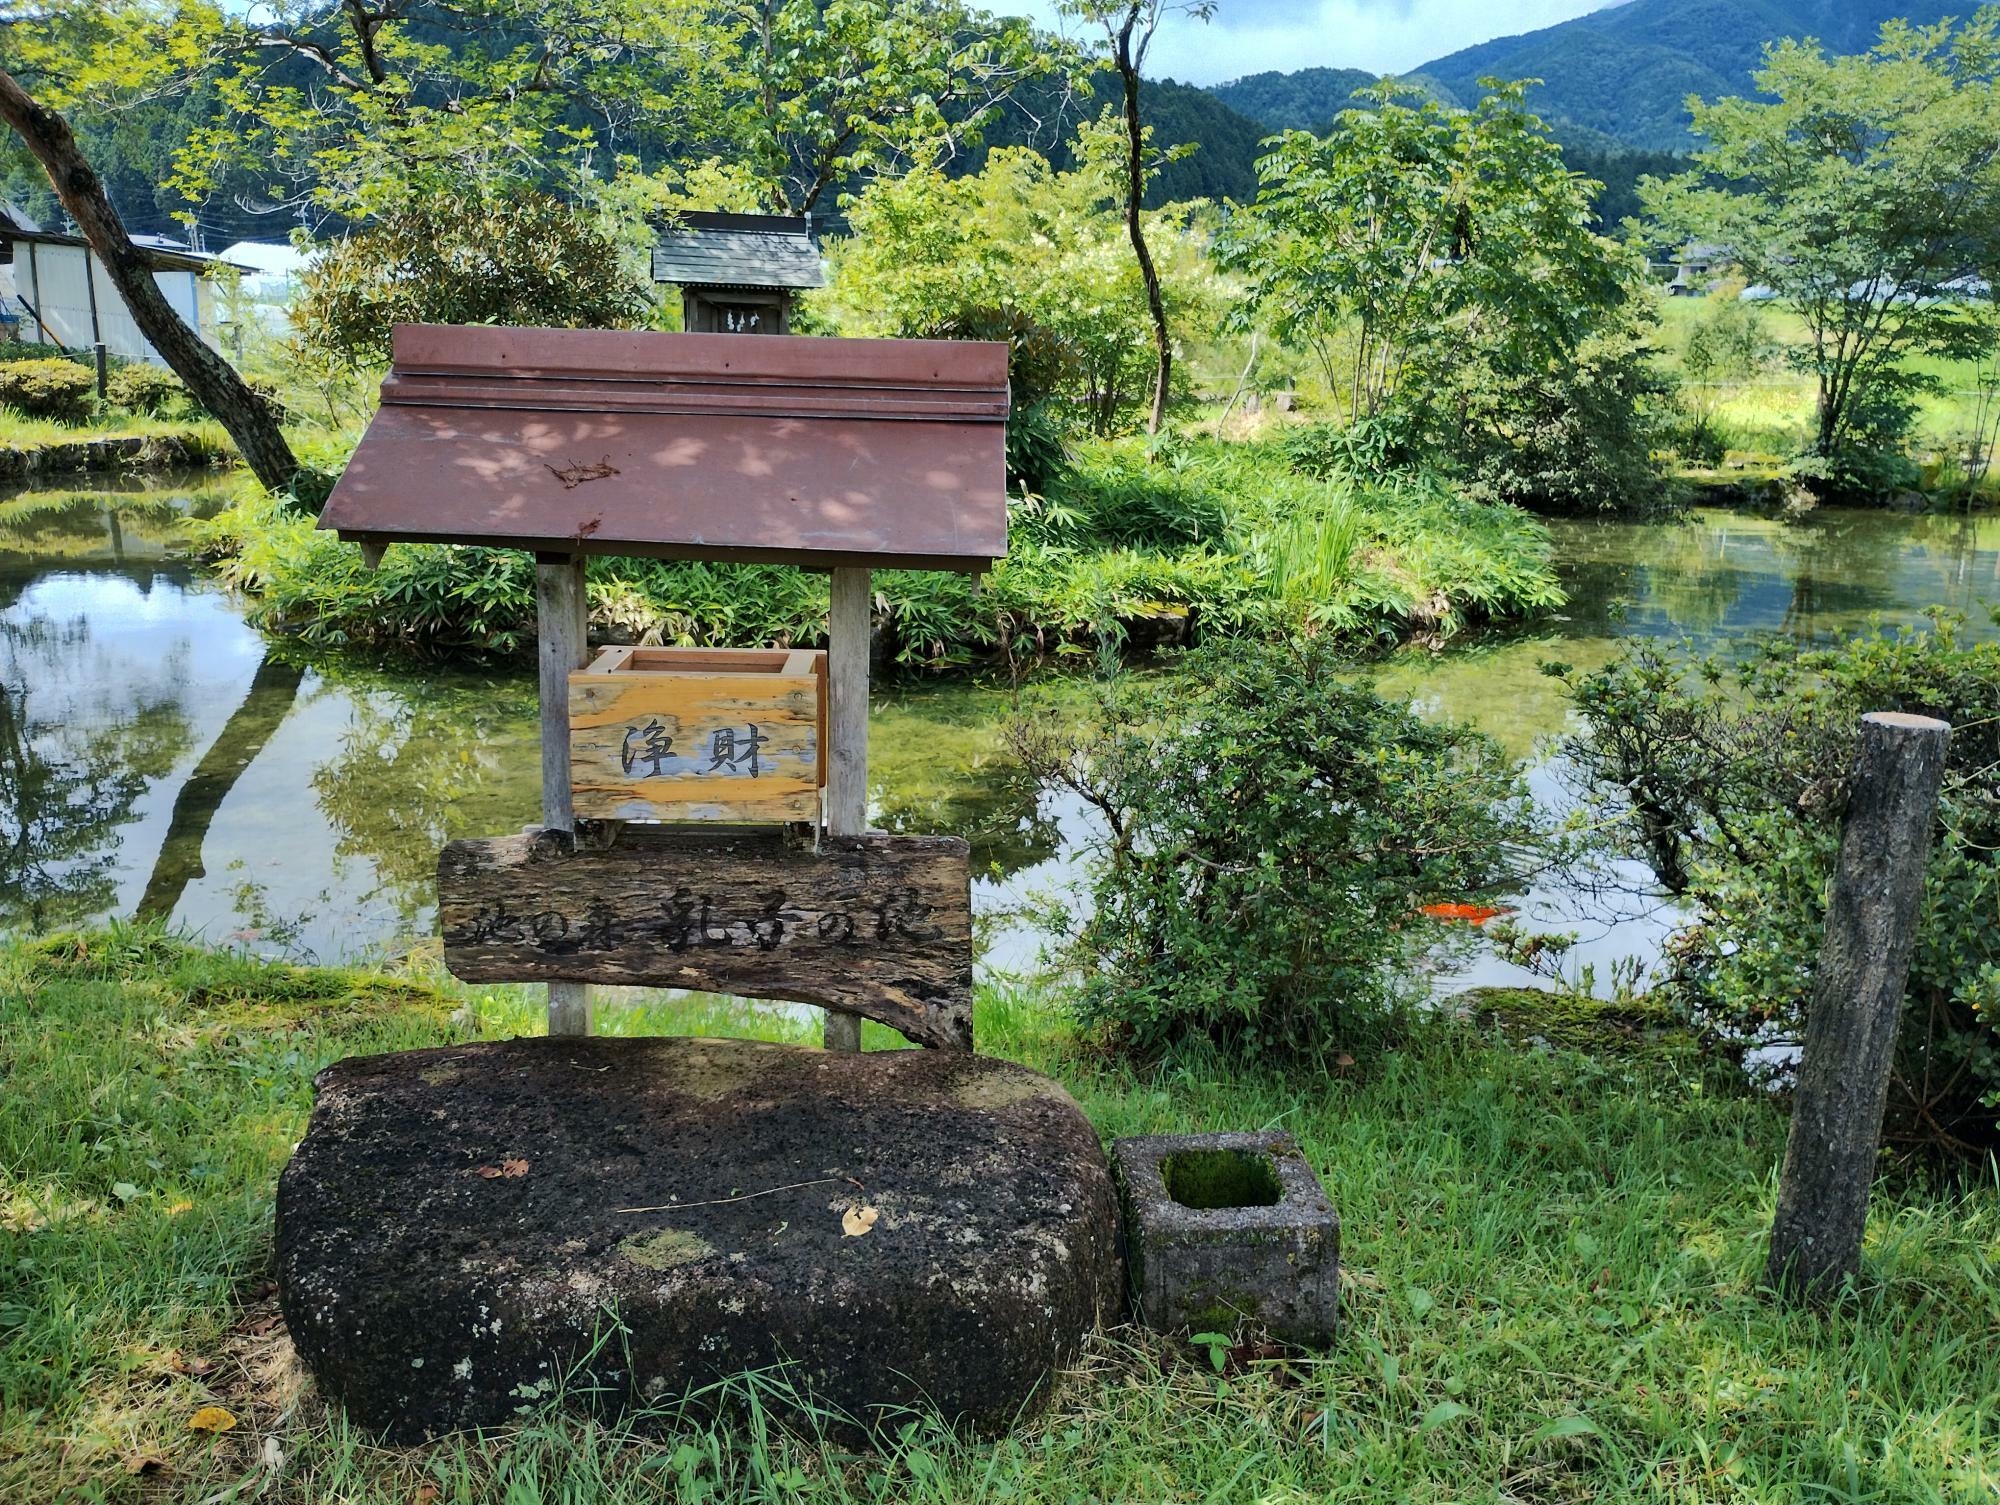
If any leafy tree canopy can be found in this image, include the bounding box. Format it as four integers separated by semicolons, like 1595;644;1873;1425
1643;11;2000;468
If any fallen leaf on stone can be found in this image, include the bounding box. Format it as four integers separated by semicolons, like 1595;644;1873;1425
187;1405;236;1435
478;1160;529;1179
841;1205;879;1237
123;1453;168;1475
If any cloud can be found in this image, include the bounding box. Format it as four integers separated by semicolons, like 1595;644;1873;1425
1007;1;1619;85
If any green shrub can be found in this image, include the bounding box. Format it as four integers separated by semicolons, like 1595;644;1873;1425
104;362;191;417
0;357;94;423
0;340;72;364
1458;321;1677;515
294;189;649;366
1560;618;2000;1153
1012;639;1534;1059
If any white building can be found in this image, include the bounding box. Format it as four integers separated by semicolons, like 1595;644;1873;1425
0;203;236;362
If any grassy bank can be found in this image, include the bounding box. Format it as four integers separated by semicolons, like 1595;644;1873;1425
192;435;1564;666
1654;297;2000;504
3;932;1995;1502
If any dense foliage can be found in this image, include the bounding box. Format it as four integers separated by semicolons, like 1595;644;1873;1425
1012;639;1533;1058
194;434;1562;663
103;363;191;418
1643;13;2000;486
819;140;1215;435
0;358;94;423
1561;619;2000;1153
1208;66;1399;132
1223;81;1664;511
293;191;651;366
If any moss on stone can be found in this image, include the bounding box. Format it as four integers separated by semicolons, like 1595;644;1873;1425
1160;1148;1282;1210
1453;986;1697;1057
618;1228;716;1272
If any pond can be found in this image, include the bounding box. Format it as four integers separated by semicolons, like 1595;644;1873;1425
4;478;1998;991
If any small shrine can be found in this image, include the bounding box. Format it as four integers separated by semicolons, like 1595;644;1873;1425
650;210;825;334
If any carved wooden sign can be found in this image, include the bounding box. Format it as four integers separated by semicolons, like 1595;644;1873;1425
438;827;973;1049
569;646;826;825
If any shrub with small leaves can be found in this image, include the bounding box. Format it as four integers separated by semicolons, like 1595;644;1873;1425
105;363;192;418
1560;617;2000;1152
1011;638;1534;1059
0;357;95;423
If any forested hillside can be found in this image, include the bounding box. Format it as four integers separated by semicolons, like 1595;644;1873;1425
1207;67;1384;131
1417;0;1963;148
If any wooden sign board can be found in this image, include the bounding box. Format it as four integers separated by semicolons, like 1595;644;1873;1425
569;646;826;825
438;826;973;1050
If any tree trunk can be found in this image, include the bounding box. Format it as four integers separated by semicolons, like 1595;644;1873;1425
1114;26;1171;436
0;67;299;495
1765;711;1951;1303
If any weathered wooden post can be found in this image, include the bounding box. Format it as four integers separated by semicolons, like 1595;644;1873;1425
823;565;870;1053
1766;710;1951;1302
536;551;592;1036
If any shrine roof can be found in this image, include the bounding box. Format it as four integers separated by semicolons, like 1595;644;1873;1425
315;324;1010;572
650;211;827;291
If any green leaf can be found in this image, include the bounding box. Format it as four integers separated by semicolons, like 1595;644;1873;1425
111;1182;140;1202
1530;1414;1602;1445
1419;1400;1472;1433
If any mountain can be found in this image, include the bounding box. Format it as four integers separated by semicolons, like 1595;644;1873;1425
1414;0;1964;150
975;75;1270;207
1208;67;1383;132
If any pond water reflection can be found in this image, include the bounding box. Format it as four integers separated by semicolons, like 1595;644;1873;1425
3;483;1997;985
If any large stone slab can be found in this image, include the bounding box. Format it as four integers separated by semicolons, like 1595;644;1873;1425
275;1037;1120;1442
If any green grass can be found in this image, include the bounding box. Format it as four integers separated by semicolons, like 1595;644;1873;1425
1654;295;2000;491
4;930;1996;1502
0;407;234;452
189;432;1565;668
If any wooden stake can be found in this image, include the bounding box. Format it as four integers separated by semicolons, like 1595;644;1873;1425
822;566;871;1052
1766;710;1950;1302
535;552;593;1037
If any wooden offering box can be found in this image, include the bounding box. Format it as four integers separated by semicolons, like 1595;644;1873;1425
569;646;826;825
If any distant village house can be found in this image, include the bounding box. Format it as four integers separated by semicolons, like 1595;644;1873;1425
0;203;239;363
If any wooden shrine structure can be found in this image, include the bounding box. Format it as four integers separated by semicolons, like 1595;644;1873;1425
651;211;825;334
317;323;1009;1050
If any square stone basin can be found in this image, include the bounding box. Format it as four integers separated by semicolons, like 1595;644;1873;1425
1112;1130;1339;1346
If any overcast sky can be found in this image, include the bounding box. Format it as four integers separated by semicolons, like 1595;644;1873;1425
1008;1;1620;86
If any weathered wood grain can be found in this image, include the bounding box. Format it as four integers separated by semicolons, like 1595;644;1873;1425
438;826;973;1050
1766;711;1951;1302
536;552;593;1037
823;567;872;1053
568;647;825;824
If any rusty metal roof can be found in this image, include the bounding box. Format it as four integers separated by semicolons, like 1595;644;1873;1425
651;211;826;291
316;325;1010;571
